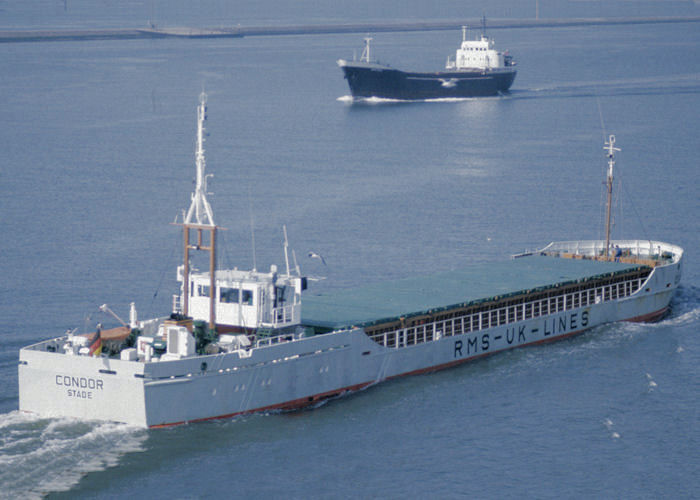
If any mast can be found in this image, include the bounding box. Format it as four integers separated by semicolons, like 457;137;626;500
185;92;215;227
604;135;620;258
182;92;217;331
361;37;372;63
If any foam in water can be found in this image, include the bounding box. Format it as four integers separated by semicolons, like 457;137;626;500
0;411;147;499
336;95;490;104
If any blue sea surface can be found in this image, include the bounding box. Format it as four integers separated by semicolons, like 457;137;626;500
0;1;699;498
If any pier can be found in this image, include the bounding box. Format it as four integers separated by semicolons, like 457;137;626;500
1;16;699;43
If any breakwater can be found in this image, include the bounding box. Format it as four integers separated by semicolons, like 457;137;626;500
1;16;699;43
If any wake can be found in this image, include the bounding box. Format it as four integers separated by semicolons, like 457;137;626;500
0;411;147;499
513;73;700;100
337;94;500;104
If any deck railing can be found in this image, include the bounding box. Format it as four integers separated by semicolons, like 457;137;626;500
260;303;300;328
540;239;682;264
370;272;649;349
172;294;182;315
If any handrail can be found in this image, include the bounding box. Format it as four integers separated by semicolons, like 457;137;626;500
261;303;300;328
255;330;303;348
540;240;683;264
172;294;182;315
372;272;650;349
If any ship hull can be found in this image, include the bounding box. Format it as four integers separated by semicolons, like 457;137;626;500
18;244;681;428
338;61;516;99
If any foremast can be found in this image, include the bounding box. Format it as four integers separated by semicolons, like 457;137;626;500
360;37;372;63
182;92;217;331
604;135;620;258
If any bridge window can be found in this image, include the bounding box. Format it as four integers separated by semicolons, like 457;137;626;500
219;287;239;303
275;286;286;306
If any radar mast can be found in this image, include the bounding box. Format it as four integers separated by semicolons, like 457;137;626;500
181;92;217;330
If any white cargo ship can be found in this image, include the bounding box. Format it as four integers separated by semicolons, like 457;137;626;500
18;95;683;428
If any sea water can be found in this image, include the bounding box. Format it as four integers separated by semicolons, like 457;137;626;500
0;2;699;498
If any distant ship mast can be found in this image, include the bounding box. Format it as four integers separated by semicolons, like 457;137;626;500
181;92;217;330
360;37;372;63
604;135;620;258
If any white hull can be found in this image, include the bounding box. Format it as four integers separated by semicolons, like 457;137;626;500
19;240;682;428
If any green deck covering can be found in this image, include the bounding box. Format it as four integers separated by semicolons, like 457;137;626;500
301;255;646;330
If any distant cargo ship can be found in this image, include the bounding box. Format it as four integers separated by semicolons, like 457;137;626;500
337;26;517;100
18;96;682;428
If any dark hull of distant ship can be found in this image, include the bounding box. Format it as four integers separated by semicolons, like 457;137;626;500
340;62;517;99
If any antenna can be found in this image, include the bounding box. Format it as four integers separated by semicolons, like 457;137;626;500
292;249;300;276
283;225;291;277
247;186;256;272
603;135;620;257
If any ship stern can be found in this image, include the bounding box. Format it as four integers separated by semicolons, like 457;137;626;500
19;342;149;427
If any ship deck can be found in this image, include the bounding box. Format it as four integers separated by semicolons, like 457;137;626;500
301;254;648;330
